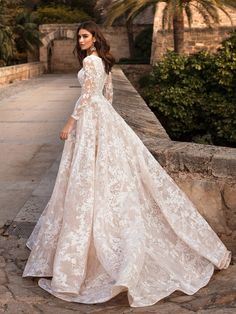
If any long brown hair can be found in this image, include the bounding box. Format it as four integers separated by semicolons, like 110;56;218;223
73;21;115;74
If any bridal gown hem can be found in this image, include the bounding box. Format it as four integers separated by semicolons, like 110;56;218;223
22;54;231;308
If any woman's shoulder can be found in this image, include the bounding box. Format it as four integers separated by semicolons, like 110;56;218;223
83;54;101;61
82;55;105;75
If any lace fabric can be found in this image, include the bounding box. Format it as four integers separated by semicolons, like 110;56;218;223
22;54;231;307
71;56;113;120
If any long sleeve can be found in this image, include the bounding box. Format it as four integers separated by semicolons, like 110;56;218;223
103;71;113;105
71;57;97;120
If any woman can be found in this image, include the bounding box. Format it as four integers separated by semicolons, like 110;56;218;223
23;21;231;307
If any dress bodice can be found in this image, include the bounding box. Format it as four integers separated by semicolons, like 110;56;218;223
71;55;113;119
77;55;107;93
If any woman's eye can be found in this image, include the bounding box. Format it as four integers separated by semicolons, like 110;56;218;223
78;35;88;39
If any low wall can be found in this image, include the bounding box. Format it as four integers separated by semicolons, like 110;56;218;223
116;67;236;252
119;64;152;90
0;62;44;85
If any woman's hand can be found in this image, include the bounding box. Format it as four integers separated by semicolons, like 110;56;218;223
60;117;76;140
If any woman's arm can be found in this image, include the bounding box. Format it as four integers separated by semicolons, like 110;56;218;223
71;56;97;120
60;56;97;140
103;71;113;104
59;116;75;141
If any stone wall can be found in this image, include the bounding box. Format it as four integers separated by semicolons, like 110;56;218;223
152;27;235;61
119;64;152;90
50;39;78;73
116;67;236;250
0;62;44;85
151;2;236;62
148;138;236;244
39;24;149;72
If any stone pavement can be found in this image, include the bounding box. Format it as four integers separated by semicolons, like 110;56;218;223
0;233;235;313
0;73;79;227
0;71;235;313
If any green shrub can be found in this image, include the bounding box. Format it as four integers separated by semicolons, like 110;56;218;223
140;31;236;147
34;6;91;24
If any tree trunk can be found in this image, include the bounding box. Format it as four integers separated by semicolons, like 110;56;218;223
173;4;184;54
125;17;135;59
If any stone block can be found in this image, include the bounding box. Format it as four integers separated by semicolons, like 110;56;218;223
222;183;236;230
176;178;229;234
0;63;44;85
3;302;39;313
0;269;7;285
0;256;6;268
212;152;236;178
7;283;49;302
0;286;14;305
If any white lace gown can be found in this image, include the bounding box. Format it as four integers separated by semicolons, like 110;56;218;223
22;54;231;307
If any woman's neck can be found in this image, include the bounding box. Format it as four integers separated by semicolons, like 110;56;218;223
87;51;98;57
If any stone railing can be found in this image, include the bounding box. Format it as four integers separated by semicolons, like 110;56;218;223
0;62;44;85
115;67;236;252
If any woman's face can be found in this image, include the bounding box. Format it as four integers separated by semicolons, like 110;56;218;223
78;28;95;51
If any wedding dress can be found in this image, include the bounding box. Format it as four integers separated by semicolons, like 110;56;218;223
22;54;231;307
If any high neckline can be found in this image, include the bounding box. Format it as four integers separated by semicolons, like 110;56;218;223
87;54;102;60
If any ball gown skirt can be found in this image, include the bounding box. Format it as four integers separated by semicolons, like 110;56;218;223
22;55;231;307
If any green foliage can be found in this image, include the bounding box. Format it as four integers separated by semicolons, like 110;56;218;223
14;11;42;53
33;6;91;24
0;0;16;65
140;31;236;147
34;5;92;24
0;25;15;65
37;0;96;17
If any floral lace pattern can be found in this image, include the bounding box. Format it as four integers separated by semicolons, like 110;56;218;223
23;54;231;307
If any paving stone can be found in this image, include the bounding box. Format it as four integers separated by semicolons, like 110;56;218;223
130;303;195;313
0;256;6;268
8;272;37;288
7;283;50;303
197;309;236;314
0;285;14;305
0;233;235;312
34;303;85;314
0;269;7;285
2;301;40;314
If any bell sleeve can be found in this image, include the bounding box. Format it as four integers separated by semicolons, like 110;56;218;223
71;57;97;120
103;71;113;105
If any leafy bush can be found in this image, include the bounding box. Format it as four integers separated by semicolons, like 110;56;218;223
34;6;91;24
37;0;96;17
140;30;236;147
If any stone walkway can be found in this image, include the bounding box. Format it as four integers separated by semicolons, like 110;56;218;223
0;233;235;313
0;71;235;313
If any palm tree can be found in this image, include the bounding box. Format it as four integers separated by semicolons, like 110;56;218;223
102;0;236;55
0;25;15;66
0;0;15;65
14;10;42;62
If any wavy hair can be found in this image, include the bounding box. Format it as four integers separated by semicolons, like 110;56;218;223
73;21;115;74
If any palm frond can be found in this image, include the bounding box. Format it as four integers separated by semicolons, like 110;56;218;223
184;3;193;28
